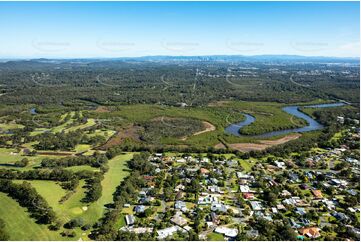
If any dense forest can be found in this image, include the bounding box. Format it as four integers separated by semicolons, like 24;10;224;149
0;58;359;107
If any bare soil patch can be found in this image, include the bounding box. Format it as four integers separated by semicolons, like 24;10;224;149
258;133;301;145
37;151;74;156
94;106;110;113
207;100;231;107
219;133;301;152
214;143;226;149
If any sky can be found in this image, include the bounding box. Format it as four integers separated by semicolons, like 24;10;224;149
0;1;359;58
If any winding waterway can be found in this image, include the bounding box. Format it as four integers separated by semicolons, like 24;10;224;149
225;103;345;138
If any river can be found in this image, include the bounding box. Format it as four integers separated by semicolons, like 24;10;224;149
225;103;345;138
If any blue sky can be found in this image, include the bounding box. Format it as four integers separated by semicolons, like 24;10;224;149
0;1;359;58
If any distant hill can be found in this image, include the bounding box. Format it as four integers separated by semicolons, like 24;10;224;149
13;54;359;65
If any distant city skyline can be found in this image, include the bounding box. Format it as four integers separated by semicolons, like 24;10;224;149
0;1;359;58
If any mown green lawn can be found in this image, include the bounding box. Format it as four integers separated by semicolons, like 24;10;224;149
74;144;92;153
0;193;64;241
0;147;20;163
66;153;132;228
12;179;86;223
65;118;96;133
207;232;224;241
0;122;24;131
2;153;132;240
13;180;66;213
239;159;253;172
0;148;69;170
0;148;58;169
50;111;76;133
97;153;132;206
64;165;99;172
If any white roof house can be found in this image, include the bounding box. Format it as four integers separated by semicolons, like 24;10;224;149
198;195;219;205
157;226;179;240
237;172;254;180
176;158;186;163
250;201;263;211
274;160;286;169
215;226;238;237
240;185;250;193
211;203;228;213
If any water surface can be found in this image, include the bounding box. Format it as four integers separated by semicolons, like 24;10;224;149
225;102;345;138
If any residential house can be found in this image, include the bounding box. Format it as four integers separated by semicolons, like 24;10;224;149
208;185;224;194
281;190;292;197
174;200;187;212
322;199;336;210
332;212;349;222
243;192;254;200
121;227;153;234
211;203;228;213
274;160;286;169
125;214;135;226
171;212;188;227
157;226;180;240
311;190;323;199
214;227;238;238
295;207;306;216
240;185;251;193
200;168;210;174
298;227;321;239
250;201;263;211
198;195;219;205
134;205;145;213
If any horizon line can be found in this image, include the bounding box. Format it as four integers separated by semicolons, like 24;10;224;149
0;54;359;60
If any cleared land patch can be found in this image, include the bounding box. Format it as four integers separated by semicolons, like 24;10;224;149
220;133;302;152
101;125;142;149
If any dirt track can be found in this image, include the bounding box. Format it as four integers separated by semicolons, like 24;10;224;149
193;121;216;136
217;133;301;152
181;121;216;140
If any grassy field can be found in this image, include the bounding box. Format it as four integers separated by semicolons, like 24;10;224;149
239;159;253;172
65;153;132;233
50;111;76;133
0;193;63;241
0;147;21;163
74;144;92;153
1;153;133;240
207;232;224;241
14;180;67;212
29;153;131;225
98;153;132;206
0;122;24;131
0;148;66;169
64;165;99;172
65;118;96;133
